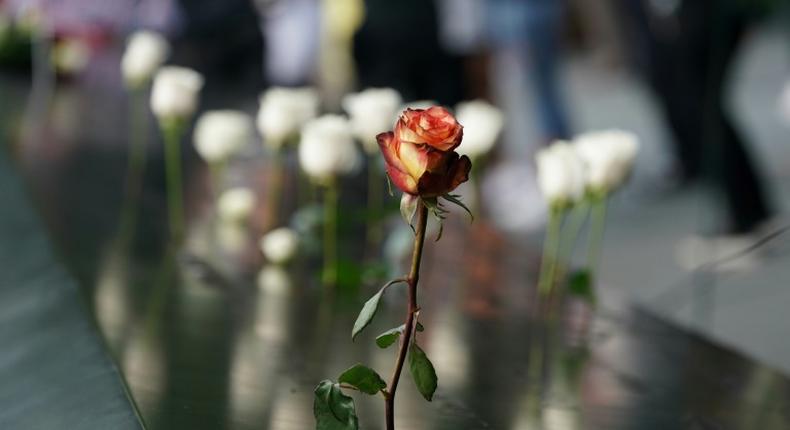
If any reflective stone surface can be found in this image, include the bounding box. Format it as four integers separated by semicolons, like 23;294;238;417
4;73;790;430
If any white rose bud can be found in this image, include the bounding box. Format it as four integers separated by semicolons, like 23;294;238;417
194;110;253;164
121;30;169;89
779;80;790;125
259;227;300;265
257;87;319;150
150;66;204;121
342;88;402;154
455;99;504;159
298;114;360;184
535;141;586;208
573;129;639;194
217;187;256;222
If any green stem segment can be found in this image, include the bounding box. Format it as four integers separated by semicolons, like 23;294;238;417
385;201;429;430
118;89;148;241
322;181;339;288
538;207;563;296
162;119;185;242
587;196;608;273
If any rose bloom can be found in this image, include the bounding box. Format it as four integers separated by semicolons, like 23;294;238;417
378;107;471;197
150;66;204;120
121;30;169;89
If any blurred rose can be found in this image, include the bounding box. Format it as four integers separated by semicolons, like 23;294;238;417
298;115;360;183
194;110;253;164
52;37;91;74
455;100;504;159
378;107;471;197
260;227;299;265
217;187;256;222
535;141;586;207
573;130;639;194
396;106;463;152
150;66;204;121
257;87;319;151
342;88;403;154
121;31;169;89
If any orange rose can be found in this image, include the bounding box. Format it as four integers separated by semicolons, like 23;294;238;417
396;107;463;152
377;131;471;198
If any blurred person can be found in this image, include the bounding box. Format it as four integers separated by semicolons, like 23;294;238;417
618;0;775;237
352;0;464;105
488;0;572;143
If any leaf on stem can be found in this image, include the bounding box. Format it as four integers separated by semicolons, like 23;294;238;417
338;364;387;395
567;269;596;304
442;193;474;221
314;380;359;430
408;343;438;401
375;322;424;349
351;279;406;341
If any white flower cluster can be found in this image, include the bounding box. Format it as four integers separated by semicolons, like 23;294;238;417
217;187;256;223
257;87;319;151
193;110;253;164
298;115;360;184
536;130;639;208
342;88;403;154
121;30;169;89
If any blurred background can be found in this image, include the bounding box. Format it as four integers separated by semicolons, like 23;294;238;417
1;0;790;429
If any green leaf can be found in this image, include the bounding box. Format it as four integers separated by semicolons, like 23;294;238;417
567;269;596;304
352;290;383;342
375;322;424;349
338;364;387;395
351;279;406;341
314;380;359;430
442;193;474;221
408;343;438;401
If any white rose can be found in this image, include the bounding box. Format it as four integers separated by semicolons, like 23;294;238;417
455;99;504;158
121;30;169;89
342;88;402;154
150;66;204;121
257;86;319;150
193;110;253;164
535;141;586;207
260;227;299;265
298;114;360;183
573;129;639;194
779;80;790;125
217;187;256;222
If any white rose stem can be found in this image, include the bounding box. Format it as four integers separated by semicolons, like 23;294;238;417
208;159;226;200
586;195;609;276
118;88;149;243
322;180;339;288
538;207;564;296
264;148;285;231
556;201;589;281
162;119;186;242
366;153;383;249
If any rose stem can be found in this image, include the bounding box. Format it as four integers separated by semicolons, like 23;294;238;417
556;201;589;281
322;180;339;288
163;120;185;242
264;149;284;231
209;160;226;201
586;195;608;274
366;153;383;250
538;207;563;296
118;88;148;242
385;201;429;430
